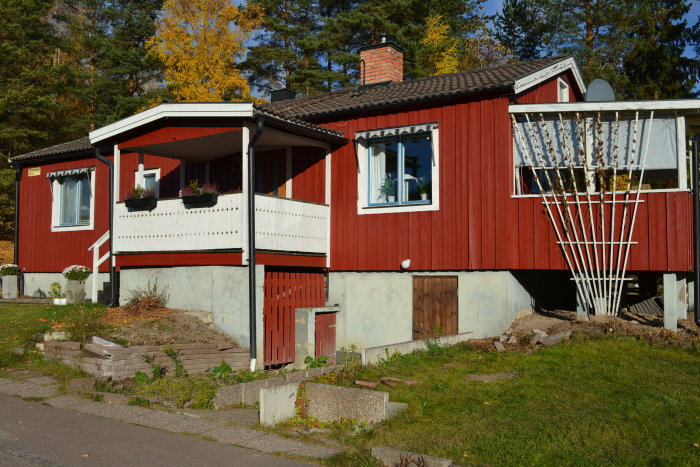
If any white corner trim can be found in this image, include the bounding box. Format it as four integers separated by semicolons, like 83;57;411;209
513;57;586;96
89;102;255;144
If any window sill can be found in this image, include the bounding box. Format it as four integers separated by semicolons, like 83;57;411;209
51;224;94;232
359;201;438;215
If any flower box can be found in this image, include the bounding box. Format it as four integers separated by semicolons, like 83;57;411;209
182;193;218;206
125;197;157;210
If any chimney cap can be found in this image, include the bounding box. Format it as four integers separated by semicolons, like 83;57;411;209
358;40;404;54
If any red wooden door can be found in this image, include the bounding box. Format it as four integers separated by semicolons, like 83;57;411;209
263;269;325;366
315;312;337;363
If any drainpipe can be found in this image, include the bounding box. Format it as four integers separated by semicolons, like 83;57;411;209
692;133;700;327
247;116;265;371
13;161;22;295
94;148;117;307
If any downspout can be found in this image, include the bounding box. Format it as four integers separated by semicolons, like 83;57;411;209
247;116;265;370
94;148;117;307
13;161;22;295
692;133;700;327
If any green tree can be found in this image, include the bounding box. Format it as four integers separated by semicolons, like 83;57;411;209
494;0;549;61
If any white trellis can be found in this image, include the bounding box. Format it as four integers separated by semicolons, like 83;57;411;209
511;110;661;317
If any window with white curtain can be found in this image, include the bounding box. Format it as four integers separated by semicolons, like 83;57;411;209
357;123;439;214
49;167;95;231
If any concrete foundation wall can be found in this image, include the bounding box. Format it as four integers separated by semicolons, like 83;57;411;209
328;270;533;349
119;265;264;362
23;272;111;303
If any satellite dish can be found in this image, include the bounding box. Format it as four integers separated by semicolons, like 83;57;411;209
585;79;615;102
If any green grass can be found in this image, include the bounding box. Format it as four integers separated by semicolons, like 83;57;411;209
330;336;700;466
0;303;101;382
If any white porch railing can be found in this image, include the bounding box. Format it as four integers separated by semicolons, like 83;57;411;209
113;193;328;255
88;231;110;303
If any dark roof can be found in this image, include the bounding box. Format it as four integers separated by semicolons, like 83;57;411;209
11;137;92;163
261;56;571;119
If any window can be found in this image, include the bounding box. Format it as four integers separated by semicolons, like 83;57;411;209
135;168;161;197
49;167;95;231
356;123;439;214
558;78;570;102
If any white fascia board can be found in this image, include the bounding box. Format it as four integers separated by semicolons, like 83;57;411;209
89;102;255;144
509;99;700;114
513;57;586;96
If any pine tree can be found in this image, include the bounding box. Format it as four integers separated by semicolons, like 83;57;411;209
494;0;549;61
148;0;263;102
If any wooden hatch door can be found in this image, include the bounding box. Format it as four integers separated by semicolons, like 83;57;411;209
412;276;458;339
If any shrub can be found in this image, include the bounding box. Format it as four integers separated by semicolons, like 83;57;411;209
124;279;169;314
62;305;110;343
50;282;64;299
62;265;91;282
0;263;20;276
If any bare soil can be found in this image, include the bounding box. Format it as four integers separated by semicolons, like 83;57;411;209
100;307;239;347
468;309;700;353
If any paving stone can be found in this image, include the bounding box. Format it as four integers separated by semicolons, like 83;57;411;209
135;411;223;435
355;379;378;388
540;330;572;346
371;447;452;467
493;341;506;352
69;377;96;393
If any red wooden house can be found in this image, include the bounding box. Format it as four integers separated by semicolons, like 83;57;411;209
11;45;699;368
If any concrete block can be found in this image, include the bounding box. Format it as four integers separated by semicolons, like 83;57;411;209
1;275;18;299
259;382;299;426
371;447;452;467
213;384;244;409
305;382;389;423
69;377;96;394
539;330;572;346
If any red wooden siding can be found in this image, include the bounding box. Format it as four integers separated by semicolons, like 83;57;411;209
263;270;326;366
291;147;326;204
119;152;181;200
320;89;693;273
18;156;111;273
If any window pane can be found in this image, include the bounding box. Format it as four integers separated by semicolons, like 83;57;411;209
369;140;398;203
60;177;77;225
144;174;156;193
78;175;91;224
403;134;432;201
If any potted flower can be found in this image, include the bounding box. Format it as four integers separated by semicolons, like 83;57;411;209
416;177;431;201
378;174;397;203
0;264;20;299
50;281;67;305
125;185;157;210
62;265;91;304
181;179;219;206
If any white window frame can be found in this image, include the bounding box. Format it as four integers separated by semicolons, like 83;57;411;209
50;169;96;232
558;78;570;103
135;167;161;197
356;124;440;215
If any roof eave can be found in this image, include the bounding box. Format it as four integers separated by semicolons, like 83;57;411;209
513;56;586;95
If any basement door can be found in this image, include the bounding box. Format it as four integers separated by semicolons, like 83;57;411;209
263;269;326;366
412;276;458;339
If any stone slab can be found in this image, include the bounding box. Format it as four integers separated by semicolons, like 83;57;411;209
385;401;408;419
260;382;299;426
0;381;58;398
371;447;452;467
305;382;389;423
69;377;96;394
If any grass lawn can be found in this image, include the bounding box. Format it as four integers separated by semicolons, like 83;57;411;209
331;336;700;466
0;303;100;382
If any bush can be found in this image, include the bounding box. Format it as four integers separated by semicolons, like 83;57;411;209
0;263;19;276
62;265;91;282
62;305;110;342
124;279;169;314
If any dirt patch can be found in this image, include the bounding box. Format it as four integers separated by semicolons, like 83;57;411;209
468;309;700;353
99;307;238;347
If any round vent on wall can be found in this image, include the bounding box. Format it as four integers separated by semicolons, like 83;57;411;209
585;79;615;102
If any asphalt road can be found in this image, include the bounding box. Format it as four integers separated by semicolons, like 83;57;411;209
0;393;309;466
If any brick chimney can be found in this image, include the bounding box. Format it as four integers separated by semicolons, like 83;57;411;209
359;36;404;85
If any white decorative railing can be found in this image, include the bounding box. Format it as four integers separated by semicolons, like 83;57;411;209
88;230;110;303
113;193;244;253
113;193;328;255
255;195;328;254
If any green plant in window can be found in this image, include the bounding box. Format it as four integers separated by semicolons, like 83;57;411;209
378;174;397;202
127;185;156;199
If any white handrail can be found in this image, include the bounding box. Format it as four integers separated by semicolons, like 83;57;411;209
89;231;110;303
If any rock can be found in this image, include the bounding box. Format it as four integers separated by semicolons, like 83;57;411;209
539;330;572;346
69;377;96;394
493;341;505;352
402;380;418;386
354;379;378;389
507;335;518;345
499;335;508;343
380;377;401;388
529;330;547;346
371;447;452;467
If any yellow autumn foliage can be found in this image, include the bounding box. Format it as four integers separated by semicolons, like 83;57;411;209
148;0;263;103
421;15;461;76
